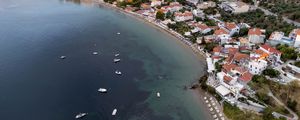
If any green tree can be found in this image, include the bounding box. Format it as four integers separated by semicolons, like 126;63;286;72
263;68;280;78
156;11;165;20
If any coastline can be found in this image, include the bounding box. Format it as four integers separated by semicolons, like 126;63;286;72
96;1;206;63
95;1;216;120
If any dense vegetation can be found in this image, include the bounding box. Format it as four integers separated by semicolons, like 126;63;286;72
276;44;298;61
219;9;296;37
262;68;280;78
249;74;300;117
260;0;300;22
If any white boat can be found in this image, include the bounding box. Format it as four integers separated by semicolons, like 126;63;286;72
114;54;120;57
117;32;120;35
60;56;66;59
113;58;121;63
75;113;88;119
98;88;107;93
93;52;98;55
115;70;122;75
112;109;117;116
156;92;160;98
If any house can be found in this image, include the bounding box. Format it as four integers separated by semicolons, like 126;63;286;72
248;28;265;44
195;24;212;34
220;1;250;14
238;71;253;84
259;44;282;65
224;22;240;36
186;0;199;6
162;2;183;13
192;9;205;18
214;28;230;44
174;11;193;22
197;1;216;9
141;3;151;10
290;29;300;48
150;0;162;7
239;37;250;47
213;46;222;56
248;59;268;75
267;31;294;46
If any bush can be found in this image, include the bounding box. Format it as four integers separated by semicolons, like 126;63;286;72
263;68;280;78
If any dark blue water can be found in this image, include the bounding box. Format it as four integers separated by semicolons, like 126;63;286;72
0;0;208;119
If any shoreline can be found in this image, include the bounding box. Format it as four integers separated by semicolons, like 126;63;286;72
96;1;207;63
95;1;214;119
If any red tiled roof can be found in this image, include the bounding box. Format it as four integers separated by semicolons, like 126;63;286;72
260;44;281;54
235;67;247;73
213;46;222;53
225;22;237;30
223;63;238;72
228;48;238;55
224;75;233;83
198;24;209;30
233;52;249;62
214;28;229;35
239;71;253;83
248;28;262;36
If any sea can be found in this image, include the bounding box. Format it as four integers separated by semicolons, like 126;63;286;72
0;0;208;119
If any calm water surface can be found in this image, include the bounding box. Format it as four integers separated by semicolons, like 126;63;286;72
0;0;208;119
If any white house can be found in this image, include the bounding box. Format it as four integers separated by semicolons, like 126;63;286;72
224;22;240;36
186;0;199;6
150;0;162;7
174;11;193;22
214;28;230;44
195;24;212;34
267;31;293;46
197;1;216;9
248;28;265;44
248;59;268;75
290;29;300;48
163;2;183;13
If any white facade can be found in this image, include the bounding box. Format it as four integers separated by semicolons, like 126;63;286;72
248;59;267;75
150;0;162;7
249;34;264;44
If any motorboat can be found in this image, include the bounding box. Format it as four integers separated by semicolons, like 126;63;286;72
98;88;107;93
114;54;119;57
115;70;122;75
112;109;117;116
60;56;66;59
156;92;160;98
75;113;88;119
113;58;121;63
117;32;120;35
93;52;98;55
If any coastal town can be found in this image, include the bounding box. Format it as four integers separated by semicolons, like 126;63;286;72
96;0;300;120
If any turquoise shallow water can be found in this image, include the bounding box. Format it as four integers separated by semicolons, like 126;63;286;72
0;0;208;119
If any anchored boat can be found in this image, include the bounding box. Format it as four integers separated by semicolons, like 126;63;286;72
75;113;87;119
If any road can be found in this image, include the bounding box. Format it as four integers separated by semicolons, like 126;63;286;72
255;6;300;27
267;91;299;120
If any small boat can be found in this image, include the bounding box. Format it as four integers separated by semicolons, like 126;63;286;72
60;56;66;59
112;109;117;116
113;58;121;63
98;88;107;93
75;113;88;119
93;52;98;55
114;54;119;57
117;32;120;35
115;70;122;75
156;92;160;98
